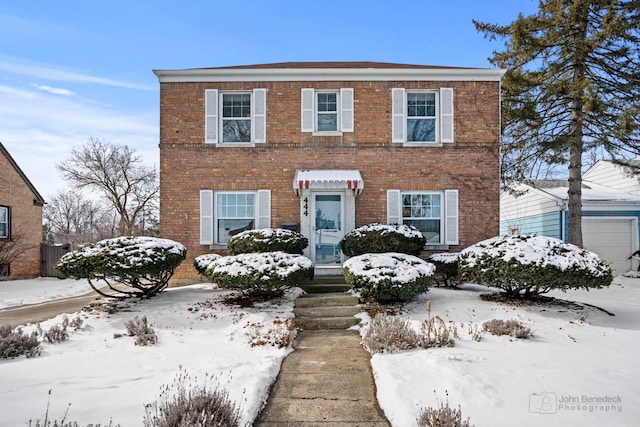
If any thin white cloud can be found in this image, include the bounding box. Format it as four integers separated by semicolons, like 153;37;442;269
30;84;75;96
0;54;154;91
0;84;37;98
0;82;158;198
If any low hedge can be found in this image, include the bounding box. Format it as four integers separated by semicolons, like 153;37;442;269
205;251;314;299
340;223;426;257
459;235;613;297
428;252;460;287
194;253;222;275
55;236;187;299
227;228;308;255
343;252;435;302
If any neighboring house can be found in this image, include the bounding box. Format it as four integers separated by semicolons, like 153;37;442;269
153;62;505;282
0;142;45;279
500;160;640;275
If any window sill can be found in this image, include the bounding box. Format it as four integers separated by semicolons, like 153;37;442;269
208;244;227;250
212;142;257;148
393;141;445;148
424;244;449;251
312;131;343;137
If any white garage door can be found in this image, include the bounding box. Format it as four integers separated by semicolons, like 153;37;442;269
582;217;637;275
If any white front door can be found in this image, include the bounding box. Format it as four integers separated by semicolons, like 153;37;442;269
312;193;344;265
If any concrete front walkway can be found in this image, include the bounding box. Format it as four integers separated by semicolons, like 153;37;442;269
255;329;390;426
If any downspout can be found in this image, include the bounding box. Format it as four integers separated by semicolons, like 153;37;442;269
558;199;568;242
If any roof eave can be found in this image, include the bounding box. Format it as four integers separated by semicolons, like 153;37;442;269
0;142;45;205
153;67;506;83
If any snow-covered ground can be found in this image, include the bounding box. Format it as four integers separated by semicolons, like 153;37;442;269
0;275;638;426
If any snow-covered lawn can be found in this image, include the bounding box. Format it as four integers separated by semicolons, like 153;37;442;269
0;280;301;426
371;277;639;427
0;275;638;426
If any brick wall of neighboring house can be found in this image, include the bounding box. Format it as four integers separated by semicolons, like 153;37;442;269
158;78;501;281
0;148;43;279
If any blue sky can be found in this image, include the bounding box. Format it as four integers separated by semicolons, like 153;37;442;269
0;0;538;198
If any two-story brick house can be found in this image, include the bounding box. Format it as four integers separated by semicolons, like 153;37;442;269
153;62;504;282
0;142;45;278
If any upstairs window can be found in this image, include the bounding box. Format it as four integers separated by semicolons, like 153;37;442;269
205;89;266;144
407;92;437;142
222;93;252;142
0;206;8;239
301;88;353;134
316;92;338;132
392;87;454;144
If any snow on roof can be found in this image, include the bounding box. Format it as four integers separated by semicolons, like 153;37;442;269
529;180;640;202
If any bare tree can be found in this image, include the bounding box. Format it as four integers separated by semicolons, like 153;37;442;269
57;138;159;236
43;191;102;248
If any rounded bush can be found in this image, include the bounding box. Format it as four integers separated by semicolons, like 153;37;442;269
343;252;435;302
227;228;309;255
194;253;222;275
55;236;187;299
340;223;426;257
206;251;314;299
458;235;613;297
428;252;460;287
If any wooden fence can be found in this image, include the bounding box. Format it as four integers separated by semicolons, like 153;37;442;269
40;243;70;277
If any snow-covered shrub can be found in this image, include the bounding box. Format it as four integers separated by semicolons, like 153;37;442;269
0;325;40;359
458;235;613;297
206;251;314;300
482;319;533;339
125;315;157;346
144;368;241;427
55;236;187;300
340;223;426;257
194;253;222;275
42;324;69;344
227;228;308;255
361;313;421;354
343;252;434;302
428;252;460;287
36;316;85;345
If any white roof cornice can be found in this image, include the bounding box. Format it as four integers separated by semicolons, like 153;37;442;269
153;67;506;83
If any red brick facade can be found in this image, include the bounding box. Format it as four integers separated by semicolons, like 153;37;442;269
0;143;44;279
155;63;503;281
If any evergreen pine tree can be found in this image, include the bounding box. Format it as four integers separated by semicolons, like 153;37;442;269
475;0;640;246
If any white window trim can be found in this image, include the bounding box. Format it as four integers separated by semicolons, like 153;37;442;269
0;205;9;239
214;191;257;244
199;190;271;245
391;87;454;146
401;191;445;245
315;90;340;133
301;88;354;134
205;89;267;146
387;189;459;246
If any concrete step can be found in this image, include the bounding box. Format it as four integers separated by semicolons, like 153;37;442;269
295;293;358;307
300;283;351;293
294;291;361;331
294;305;361;318
311;274;347;285
295;316;360;330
